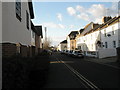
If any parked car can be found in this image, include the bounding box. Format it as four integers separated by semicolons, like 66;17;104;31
60;50;65;54
67;50;73;56
47;50;52;55
72;50;84;58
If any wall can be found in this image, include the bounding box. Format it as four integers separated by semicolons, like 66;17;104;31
2;2;32;46
98;48;117;58
101;23;119;49
67;36;70;50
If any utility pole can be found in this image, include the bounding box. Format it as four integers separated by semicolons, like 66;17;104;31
45;27;47;42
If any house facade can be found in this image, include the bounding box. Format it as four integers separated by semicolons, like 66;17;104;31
2;0;42;57
76;16;120;58
58;40;67;51
67;31;78;50
76;22;100;56
98;16;120;58
2;1;34;46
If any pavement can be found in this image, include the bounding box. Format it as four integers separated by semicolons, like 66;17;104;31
84;56;120;69
43;56;86;88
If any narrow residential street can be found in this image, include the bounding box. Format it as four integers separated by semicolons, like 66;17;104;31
44;52;120;89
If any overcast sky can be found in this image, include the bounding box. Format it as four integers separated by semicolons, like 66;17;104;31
32;1;119;46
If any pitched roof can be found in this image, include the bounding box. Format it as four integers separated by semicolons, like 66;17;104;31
60;40;67;44
68;31;78;36
35;26;43;38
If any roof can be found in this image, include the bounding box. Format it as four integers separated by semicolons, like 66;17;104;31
28;1;34;19
68;31;79;36
83;15;120;36
68;31;79;40
60;40;67;44
35;26;43;38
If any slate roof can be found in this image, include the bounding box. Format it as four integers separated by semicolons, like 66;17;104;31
60;40;67;44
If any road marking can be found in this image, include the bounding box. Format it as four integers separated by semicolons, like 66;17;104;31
53;56;100;90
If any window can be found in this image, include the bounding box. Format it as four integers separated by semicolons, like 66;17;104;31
113;41;116;48
112;26;115;35
104;29;106;37
26;11;29;30
105;42;108;48
16;0;21;21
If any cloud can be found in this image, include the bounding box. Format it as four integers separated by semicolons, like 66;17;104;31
77;13;90;21
69;25;75;29
87;4;106;18
67;4;118;24
76;5;85;13
67;7;76;16
42;22;65;29
57;13;62;22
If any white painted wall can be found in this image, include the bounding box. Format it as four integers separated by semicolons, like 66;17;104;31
2;2;32;46
98;48;117;58
31;31;35;46
101;23;119;49
67;36;70;50
76;30;100;52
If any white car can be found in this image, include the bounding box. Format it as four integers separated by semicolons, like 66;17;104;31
72;50;84;58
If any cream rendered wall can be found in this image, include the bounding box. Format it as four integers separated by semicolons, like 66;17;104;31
2;2;32;46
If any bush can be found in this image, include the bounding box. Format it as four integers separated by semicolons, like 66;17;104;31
2;51;50;89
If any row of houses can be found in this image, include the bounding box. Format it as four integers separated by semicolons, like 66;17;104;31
1;0;43;57
58;16;120;58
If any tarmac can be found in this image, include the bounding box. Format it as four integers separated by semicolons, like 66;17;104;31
43;57;86;88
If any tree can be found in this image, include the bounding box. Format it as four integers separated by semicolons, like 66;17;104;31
43;37;52;50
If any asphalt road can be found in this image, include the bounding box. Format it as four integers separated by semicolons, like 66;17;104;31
53;52;120;89
43;52;120;89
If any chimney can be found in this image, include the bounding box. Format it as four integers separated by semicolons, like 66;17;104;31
102;16;112;23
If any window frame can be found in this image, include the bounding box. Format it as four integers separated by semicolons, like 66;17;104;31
113;41;116;48
16;0;21;21
105;42;108;48
26;10;29;30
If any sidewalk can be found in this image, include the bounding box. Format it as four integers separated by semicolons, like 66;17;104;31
84;56;120;68
43;58;85;88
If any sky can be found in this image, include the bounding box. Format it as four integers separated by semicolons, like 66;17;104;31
31;1;119;46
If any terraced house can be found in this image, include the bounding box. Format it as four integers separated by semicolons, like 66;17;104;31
76;16;120;58
67;31;79;51
2;0;43;57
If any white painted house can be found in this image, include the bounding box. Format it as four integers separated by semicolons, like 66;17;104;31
2;0;34;46
99;16;120;58
58;40;67;51
76;16;120;58
2;0;44;57
76;22;100;56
